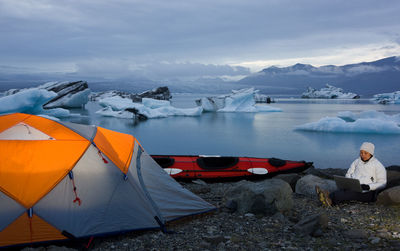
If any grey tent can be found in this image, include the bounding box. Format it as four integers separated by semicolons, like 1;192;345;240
0;113;215;248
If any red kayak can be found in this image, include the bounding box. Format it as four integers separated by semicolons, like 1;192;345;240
151;155;313;179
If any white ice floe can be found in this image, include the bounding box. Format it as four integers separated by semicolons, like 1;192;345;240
197;97;225;112
372;91;400;104
95;106;134;119
0;88;70;117
96;96;203;119
338;110;400;124
142;98;170;108
296;110;400;134
44;87;90;109
99;96;139;111
3;81;90;108
301;84;359;99
197;88;282;112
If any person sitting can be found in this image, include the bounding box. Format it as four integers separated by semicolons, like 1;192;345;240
316;142;387;206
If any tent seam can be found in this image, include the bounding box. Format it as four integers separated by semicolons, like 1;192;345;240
29;141;91;208
135;148;165;224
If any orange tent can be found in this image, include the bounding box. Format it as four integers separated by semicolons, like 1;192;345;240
0;113;215;248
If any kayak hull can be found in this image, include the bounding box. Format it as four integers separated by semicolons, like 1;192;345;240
151;155;313;179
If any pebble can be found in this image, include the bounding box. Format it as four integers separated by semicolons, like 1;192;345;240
20;168;400;251
370;237;381;244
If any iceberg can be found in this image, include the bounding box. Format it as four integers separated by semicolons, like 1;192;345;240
90;86;171;102
196;96;225;112
40;81;90;108
142;98;170;109
196;88;282;112
296;117;400;134
3;81;90;108
254;93;274;103
96;96;203;119
296;110;400;134
95;106;134;119
301;84;360;99
99;96;140;111
372;91;400;104
338;110;400;124
0;88;70;117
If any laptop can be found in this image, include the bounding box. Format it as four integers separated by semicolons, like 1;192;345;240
333;175;363;192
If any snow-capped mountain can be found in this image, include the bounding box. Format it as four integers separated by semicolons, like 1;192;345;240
1;56;399;96
239;56;400;96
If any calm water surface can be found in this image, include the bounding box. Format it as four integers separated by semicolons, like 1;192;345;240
64;94;400;169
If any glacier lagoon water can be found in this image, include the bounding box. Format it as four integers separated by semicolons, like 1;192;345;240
64;94;400;170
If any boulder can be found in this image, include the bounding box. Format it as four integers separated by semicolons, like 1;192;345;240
295;174;337;198
386;166;400;189
303;166;346;179
224;179;293;215
272;173;301;191
377;186;400;206
293;213;329;236
344;229;368;240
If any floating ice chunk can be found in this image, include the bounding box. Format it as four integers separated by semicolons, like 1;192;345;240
142;98;170;108
44;88;91;108
132;105;203;119
42;108;71;118
372;91;400;104
196;97;225;112
0;88;70;117
96;96;203;119
301;84;359;99
219;88;257;112
197;88;282;113
296;117;400;134
95;106;134;119
338;110;400;124
99;96;143;111
3;81;90;108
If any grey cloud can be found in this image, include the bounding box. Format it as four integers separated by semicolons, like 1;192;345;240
137;62;250;79
346;65;387;75
1;0;400;77
74;59;250;80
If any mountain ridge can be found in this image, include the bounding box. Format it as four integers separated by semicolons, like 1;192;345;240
1;56;399;95
238;56;400;95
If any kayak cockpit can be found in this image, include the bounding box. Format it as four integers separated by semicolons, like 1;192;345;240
197;156;239;170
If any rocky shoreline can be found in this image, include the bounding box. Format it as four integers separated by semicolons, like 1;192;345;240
22;168;400;251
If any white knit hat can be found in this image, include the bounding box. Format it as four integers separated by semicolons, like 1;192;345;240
360;142;374;155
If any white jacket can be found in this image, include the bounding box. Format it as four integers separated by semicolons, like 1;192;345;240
346;157;387;191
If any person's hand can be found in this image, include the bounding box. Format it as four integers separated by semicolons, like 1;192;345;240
361;184;370;190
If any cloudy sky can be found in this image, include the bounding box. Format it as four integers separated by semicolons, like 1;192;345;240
1;0;400;81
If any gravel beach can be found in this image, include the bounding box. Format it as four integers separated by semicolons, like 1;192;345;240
21;169;400;251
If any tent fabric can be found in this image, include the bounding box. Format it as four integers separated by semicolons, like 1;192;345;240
93;127;135;174
0;140;90;208
57;121;97;141
0;192;25;231
0;122;53;140
0;113;30;133
0;113;215;248
0;213;67;247
138;151;216;221
34;145;160;237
